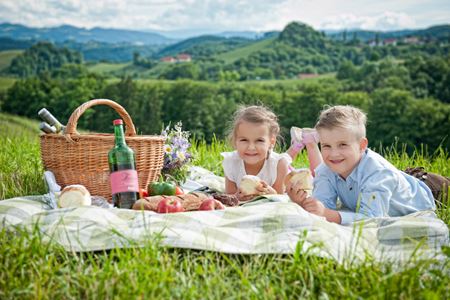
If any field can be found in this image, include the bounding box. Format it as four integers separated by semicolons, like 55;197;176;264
216;37;275;64
0;76;16;92
0;50;22;71
0;112;449;299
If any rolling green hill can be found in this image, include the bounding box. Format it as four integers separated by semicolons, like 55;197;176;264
157;35;252;58
0;112;39;139
0;50;22;71
216;37;275;64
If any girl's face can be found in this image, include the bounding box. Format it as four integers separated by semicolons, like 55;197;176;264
318;127;368;179
234;121;275;166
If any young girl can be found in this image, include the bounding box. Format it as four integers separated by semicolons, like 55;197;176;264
222;105;322;197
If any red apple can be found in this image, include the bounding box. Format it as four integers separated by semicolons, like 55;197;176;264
157;197;184;213
175;186;184;195
199;198;225;211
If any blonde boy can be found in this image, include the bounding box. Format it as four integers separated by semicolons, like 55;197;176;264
287;105;435;224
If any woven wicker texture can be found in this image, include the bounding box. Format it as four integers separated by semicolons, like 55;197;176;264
40;99;165;200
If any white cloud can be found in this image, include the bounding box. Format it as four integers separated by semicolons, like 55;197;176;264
0;0;448;33
320;12;416;31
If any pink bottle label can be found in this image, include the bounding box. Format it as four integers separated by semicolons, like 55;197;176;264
110;170;139;194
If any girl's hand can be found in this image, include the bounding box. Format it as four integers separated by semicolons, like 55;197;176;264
237;180;276;201
256;180;277;195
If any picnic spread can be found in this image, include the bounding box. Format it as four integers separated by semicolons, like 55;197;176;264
0;191;448;265
1;99;448;265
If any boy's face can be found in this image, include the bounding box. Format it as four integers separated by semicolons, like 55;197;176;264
318;127;368;179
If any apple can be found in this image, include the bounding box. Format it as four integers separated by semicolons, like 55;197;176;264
157;197;184;213
199;198;225;211
175;186;184;195
139;188;148;199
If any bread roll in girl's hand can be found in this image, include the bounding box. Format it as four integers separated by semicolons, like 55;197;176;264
58;185;91;208
239;175;264;196
284;168;313;191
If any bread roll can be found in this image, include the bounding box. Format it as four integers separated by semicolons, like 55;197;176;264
58;185;91;208
132;193;211;212
239;175;263;195
284;168;313;191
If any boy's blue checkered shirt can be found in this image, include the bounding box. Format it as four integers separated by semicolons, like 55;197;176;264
313;149;436;225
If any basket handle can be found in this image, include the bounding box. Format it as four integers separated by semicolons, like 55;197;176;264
64;99;137;140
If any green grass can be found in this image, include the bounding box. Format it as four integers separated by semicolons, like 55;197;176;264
1;112;449;299
0;113;46;199
0;50;22;71
216;37;275;64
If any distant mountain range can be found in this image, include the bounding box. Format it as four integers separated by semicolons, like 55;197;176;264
0;23;265;45
1;22;449;47
0;23;174;45
1;22;449;64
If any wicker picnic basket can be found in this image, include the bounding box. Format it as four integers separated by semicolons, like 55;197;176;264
40;99;165;200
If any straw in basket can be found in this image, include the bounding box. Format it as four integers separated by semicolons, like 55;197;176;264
40;99;165;200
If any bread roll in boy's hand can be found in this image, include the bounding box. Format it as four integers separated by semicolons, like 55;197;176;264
284;168;313;195
238;175;276;201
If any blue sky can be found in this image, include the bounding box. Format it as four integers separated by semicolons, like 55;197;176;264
1;0;449;34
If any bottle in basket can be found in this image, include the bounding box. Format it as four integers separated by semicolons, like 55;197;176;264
38;108;66;133
108;119;139;208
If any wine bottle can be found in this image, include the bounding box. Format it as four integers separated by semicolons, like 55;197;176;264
108;119;139;208
39;122;56;134
38;108;66;133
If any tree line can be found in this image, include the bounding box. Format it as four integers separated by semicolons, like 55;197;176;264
1;63;449;152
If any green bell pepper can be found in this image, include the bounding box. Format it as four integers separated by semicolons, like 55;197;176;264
148;181;177;196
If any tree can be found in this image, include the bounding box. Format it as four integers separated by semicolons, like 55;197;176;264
159;63;200;80
8;42;83;77
336;60;356;79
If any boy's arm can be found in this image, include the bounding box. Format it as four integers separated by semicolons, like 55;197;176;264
301;197;371;225
301;197;342;223
289;165;341;221
315;185;394;225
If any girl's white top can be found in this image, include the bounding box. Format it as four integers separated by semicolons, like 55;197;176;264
221;150;292;186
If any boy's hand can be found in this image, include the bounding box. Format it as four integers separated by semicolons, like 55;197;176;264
301;197;342;224
301;197;326;216
286;180;308;205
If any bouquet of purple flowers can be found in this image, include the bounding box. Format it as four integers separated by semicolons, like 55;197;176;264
161;122;192;183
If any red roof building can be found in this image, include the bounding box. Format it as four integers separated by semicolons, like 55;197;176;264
176;54;192;62
160;56;176;63
383;38;397;46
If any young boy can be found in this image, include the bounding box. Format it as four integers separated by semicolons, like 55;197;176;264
286;105;436;225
